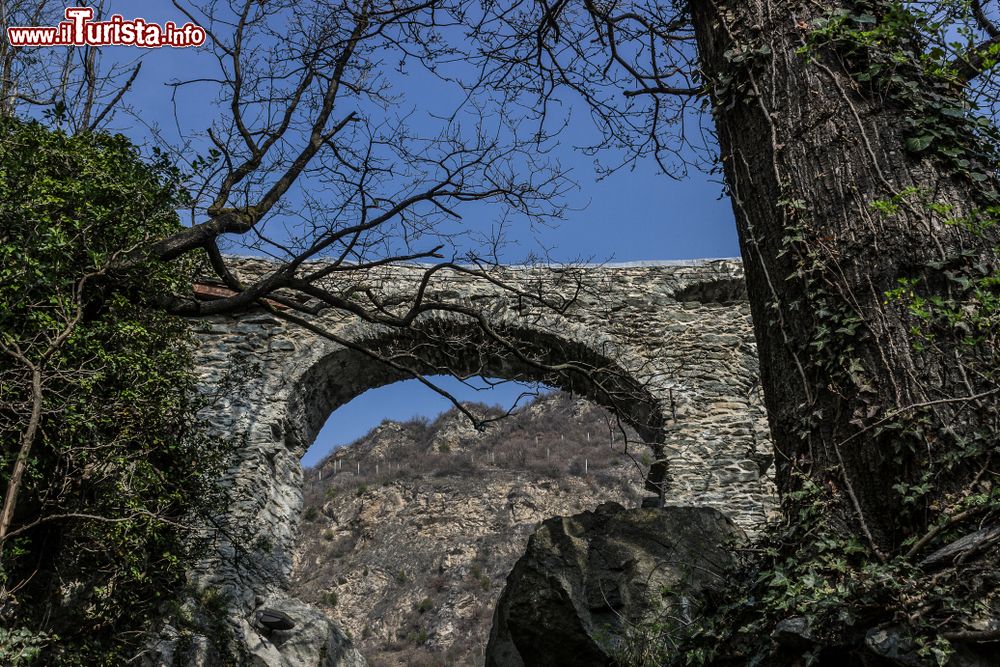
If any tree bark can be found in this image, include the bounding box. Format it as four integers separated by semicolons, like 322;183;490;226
689;0;1000;553
0;365;42;555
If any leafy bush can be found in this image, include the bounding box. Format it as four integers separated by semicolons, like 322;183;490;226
407;629;429;645
0;117;234;665
664;477;998;666
0;628;52;666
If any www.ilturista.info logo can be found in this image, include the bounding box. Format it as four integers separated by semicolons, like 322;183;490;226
6;7;206;48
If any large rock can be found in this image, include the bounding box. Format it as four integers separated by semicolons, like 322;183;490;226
239;596;367;667
486;502;743;667
146;594;366;667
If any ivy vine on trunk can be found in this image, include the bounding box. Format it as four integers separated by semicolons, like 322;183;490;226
676;0;999;662
692;0;998;554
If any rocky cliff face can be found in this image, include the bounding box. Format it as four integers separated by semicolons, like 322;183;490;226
290;393;652;666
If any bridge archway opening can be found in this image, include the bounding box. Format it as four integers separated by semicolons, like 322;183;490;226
284;319;669;494
286;321;666;665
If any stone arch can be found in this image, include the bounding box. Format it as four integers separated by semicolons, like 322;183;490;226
283;317;669;490
173;259;776;667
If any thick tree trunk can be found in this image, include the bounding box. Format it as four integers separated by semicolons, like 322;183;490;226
690;0;999;553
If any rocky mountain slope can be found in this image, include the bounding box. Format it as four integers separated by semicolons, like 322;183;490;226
291;392;652;666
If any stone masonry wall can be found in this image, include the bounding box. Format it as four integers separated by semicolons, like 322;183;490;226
165;258;775;666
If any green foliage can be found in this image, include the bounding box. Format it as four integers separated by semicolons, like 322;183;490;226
0;117;234;665
595;604;676;667
802;2;1000;186
664;479;999;666
0;628;52;665
160;585;241;665
407;629;429;645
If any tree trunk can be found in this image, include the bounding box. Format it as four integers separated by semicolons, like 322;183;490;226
689;0;1000;554
0;365;42;556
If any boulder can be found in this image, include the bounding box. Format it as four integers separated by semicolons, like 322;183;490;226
771;616;816;650
486;502;743;667
242;595;366;667
146;594;366;667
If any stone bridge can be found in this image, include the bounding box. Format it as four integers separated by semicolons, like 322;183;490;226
162;258;775;666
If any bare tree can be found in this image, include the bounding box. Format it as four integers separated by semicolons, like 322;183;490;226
1;0;144;129
1;0;672;567
1;0;673;418
467;0;1000;550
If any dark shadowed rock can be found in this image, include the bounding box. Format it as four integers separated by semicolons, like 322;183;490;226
257;607;297;631
864;626;925;667
865;624;1000;667
485;502;743;667
772;616;815;649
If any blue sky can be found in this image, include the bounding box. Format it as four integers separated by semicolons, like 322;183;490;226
29;1;738;462
82;1;738;262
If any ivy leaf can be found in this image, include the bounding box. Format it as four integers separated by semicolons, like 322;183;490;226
905;135;934;152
